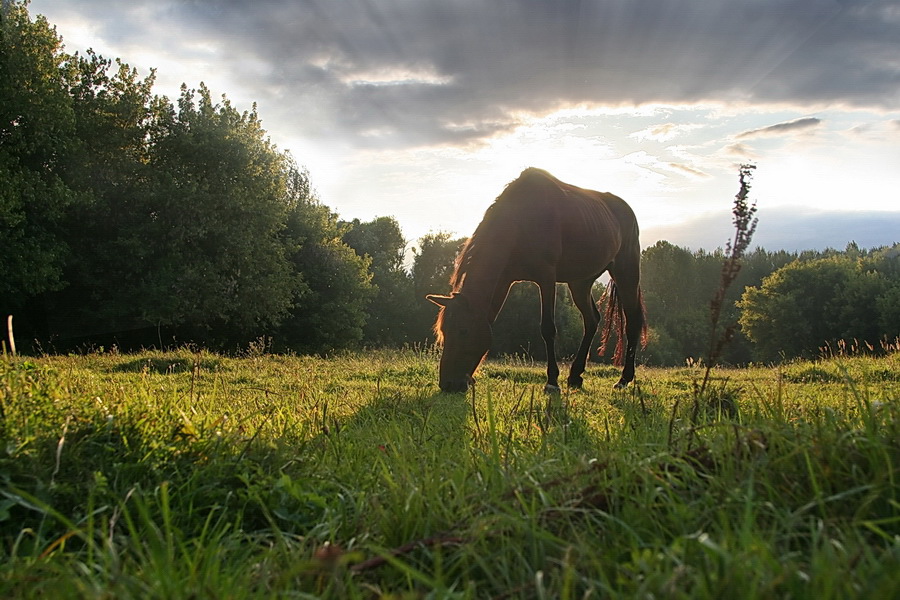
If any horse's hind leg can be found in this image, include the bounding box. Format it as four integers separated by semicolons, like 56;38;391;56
609;256;644;389
566;278;601;389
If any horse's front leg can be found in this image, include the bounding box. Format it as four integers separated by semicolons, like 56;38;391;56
537;280;560;394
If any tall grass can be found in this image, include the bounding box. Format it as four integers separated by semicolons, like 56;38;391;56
1;348;898;598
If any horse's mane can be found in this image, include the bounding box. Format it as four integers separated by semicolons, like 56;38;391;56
433;218;489;345
448;228;480;292
433;309;447;345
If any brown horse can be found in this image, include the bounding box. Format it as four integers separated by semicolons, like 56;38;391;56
427;168;647;393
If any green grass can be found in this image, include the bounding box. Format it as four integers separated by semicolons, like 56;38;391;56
1;348;898;598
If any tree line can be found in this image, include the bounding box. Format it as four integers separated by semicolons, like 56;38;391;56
3;4;899;363
643;241;900;364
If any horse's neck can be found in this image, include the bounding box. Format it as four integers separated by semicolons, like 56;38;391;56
457;230;516;318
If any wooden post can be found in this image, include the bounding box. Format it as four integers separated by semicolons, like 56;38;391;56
7;315;16;357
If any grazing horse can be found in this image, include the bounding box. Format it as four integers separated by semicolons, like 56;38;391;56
427;167;647;393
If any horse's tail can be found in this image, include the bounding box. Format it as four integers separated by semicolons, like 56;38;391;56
598;281;648;366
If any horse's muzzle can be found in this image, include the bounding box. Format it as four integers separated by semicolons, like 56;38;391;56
439;379;470;393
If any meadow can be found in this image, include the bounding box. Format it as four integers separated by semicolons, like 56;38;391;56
1;347;898;598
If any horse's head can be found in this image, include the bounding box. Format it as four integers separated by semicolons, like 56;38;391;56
427;293;492;393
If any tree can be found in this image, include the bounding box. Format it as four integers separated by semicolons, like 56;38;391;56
413;233;465;297
640;241;711;364
44;50;161;340
0;3;76;309
868;246;900;339
342;217;416;346
737;255;897;361
45;82;300;344
274;168;373;353
142;85;299;332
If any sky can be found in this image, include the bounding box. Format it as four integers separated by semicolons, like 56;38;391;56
29;0;900;255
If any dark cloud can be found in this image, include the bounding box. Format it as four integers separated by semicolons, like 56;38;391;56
644;207;900;252
736;117;823;139
752;1;900;105
35;0;900;149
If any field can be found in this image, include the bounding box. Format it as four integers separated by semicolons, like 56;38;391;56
1;348;898;598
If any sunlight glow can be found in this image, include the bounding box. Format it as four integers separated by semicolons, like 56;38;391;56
344;66;454;87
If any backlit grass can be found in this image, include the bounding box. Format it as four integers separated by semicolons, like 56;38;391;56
1;348;898;598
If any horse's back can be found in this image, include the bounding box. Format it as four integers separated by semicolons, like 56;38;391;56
504;168;637;236
498;169;639;281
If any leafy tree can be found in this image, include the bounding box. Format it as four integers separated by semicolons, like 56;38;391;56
723;246;798;360
274;167;373;353
868;247;900;338
43;50;160;339
640;241;715;364
876;285;900;341
0;3;76;308
45;81;300;344
342;217;416;346
413;233;465;298
63;50;154;196
143;85;298;332
738;254;900;361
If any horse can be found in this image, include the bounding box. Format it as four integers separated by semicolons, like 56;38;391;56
427;167;647;393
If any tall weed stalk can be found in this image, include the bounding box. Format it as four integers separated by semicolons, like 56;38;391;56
691;164;758;426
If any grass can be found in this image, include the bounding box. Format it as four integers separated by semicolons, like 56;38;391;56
1;347;899;598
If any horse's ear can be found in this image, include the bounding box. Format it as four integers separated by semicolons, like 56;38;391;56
426;294;453;308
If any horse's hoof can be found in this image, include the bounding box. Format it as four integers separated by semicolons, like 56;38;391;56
566;376;584;389
613;379;630;390
544;384;561;394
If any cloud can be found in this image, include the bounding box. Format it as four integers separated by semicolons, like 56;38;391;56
666;163;710;179
723;142;756;158
736;117;823;139
33;0;900;150
630;122;703;142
